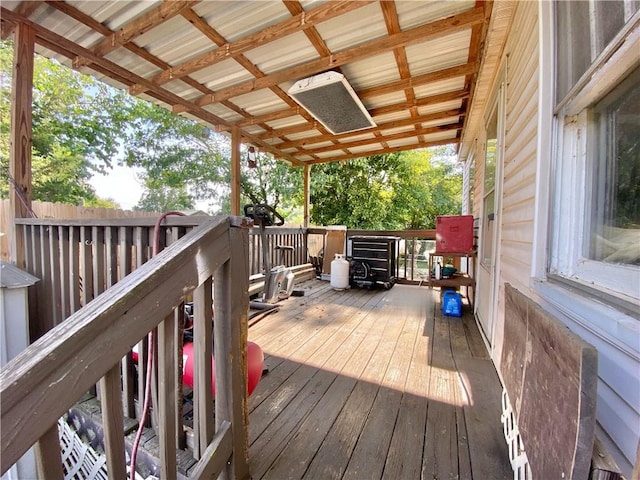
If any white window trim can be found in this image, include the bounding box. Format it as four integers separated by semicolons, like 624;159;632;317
548;9;640;303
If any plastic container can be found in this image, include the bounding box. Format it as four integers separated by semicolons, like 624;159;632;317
330;254;350;290
442;290;463;317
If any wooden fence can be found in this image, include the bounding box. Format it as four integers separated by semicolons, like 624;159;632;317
0;200;157;262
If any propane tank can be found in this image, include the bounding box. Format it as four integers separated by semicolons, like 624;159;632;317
330;253;350;290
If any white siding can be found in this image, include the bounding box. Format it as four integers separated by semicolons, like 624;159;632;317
470;1;640;474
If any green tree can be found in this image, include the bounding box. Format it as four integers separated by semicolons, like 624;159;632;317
0;40;127;207
310;149;462;229
134;185;193;212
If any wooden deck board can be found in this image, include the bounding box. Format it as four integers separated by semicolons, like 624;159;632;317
248;279;511;480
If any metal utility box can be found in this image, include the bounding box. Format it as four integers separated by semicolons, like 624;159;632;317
435;215;474;253
348;236;399;289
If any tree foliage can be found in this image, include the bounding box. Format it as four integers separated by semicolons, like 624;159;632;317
310;148;462;229
1;40;125;207
1;40;463;224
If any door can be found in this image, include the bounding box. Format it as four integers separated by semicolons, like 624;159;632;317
476;81;505;346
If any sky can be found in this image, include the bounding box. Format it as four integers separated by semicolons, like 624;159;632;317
89;164;143;210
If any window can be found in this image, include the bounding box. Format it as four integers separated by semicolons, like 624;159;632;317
482;107;497;266
589;68;640;265
551;1;640;301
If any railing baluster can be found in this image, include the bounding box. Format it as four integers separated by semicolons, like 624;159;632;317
105;226;118;288
80;226;94;307
92;226;106;296
158;311;177;480
134;226;149;425
69;226;81;314
59;226;71;320
34;424;63;480
193;277;214;459
99;365;126;479
119;226;135;419
49;225;62;327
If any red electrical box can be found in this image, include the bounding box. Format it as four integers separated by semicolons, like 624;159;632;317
435;215;474;253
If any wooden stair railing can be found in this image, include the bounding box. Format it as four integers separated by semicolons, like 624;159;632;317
1;216;251;480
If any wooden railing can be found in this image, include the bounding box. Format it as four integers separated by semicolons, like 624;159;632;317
1;216;251;480
308;228;438;283
14;217;309;340
248;226;307;274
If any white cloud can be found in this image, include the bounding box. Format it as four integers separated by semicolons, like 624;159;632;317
89;165;143;210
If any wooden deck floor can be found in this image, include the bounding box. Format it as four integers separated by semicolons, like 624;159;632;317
247;280;511;480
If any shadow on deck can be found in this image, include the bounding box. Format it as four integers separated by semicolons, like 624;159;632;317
247;280;511;480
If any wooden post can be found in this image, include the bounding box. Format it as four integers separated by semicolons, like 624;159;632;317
99;365;126;479
213;223;250;480
193;276;214;459
231;126;241;216
9;22;34;268
158;311;178;480
303;164;311;228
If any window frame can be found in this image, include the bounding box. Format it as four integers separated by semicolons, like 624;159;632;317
549;4;640;304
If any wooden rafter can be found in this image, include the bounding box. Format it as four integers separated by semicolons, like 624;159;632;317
0;6;305;166
74;1;200;68
173;7;484;111
46;2;261;136
380;0;421;143
130;1;371;95
304;138;459;165
254;93;467;143
228;64;473;131
288;122;463;157
2;1;488;167
271;108;464;149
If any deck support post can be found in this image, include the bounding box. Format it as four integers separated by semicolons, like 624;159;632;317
9;22;34;268
213;223;250;480
303;164;310;228
231;126;241;216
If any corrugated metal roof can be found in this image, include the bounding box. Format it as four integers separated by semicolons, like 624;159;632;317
1;0;493;166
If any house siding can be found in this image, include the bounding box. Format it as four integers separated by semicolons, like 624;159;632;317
465;0;639;474
492;1;540;360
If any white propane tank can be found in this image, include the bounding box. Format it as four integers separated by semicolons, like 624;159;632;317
330;254;350;290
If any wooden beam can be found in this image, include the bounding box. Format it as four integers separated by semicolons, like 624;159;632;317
380;0;423;137
176;7;484;110
213;225;250;480
272;107;464;149
303;164;310;228
283;0;332;57
228;64;473;131
358;62;476;99
305;138;459;165
75;1;200;68
295;122;463;157
34;425;63;480
9;21;34;268
177;8;317;142
251;85;469;145
0;1;43;40
0;7;304;167
231;127;241;216
130;1;372;95
99;365;127;479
